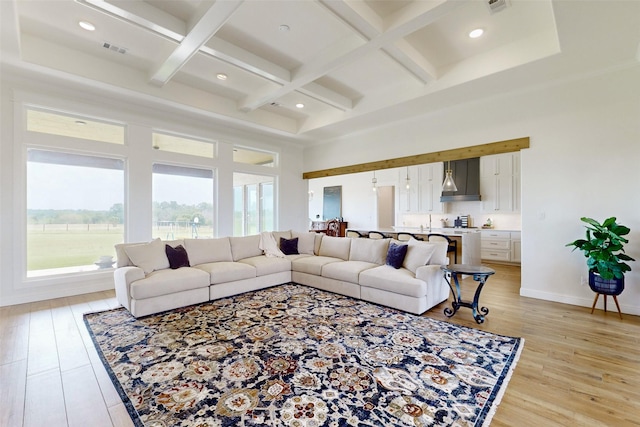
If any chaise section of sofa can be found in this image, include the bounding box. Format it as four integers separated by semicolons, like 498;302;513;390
114;239;210;317
359;240;449;314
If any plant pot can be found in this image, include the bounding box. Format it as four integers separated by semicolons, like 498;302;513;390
588;271;624;296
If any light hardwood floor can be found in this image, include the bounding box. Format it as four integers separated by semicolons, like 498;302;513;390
1;263;639;426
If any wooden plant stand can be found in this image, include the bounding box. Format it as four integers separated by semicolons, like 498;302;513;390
591;293;623;320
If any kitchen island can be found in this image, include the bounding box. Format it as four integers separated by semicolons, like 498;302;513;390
352;227;482;266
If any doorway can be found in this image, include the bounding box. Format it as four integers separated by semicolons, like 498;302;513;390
377;186;395;229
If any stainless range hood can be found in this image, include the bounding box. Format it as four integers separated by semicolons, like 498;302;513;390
440;158;481;202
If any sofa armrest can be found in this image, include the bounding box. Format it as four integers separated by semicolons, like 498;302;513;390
114;266;145;310
415;264;445;286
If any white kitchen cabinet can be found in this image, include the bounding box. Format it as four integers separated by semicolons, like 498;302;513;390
398;164;443;213
418;163;444;213
481;230;521;264
481;153;520;213
398;166;420;212
510;231;521;263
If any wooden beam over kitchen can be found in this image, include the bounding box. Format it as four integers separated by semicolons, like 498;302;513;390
302;137;529;179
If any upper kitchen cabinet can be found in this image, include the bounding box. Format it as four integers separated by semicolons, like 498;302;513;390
398;164;444;214
398;166;420;212
481;153;520;213
418;163;444;213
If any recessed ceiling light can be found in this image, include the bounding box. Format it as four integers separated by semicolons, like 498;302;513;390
216;73;227;81
79;21;96;31
295;103;305;109
279;24;290;32
469;28;484;39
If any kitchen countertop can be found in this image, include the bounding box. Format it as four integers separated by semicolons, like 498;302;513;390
389;227;481;235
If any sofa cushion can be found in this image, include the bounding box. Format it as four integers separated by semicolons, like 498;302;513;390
318;236;351;260
184;237;232;265
194;262;256;284
386;243;408;269
292;231;317;255
314;233;324;255
116;239;184;268
280;237;299;255
291;256;342;276
230;235;263;261
349;238;389;264
129;267;210;300
321;261;378;283
123;238;170;274
165;244;190;269
403;239;441;274
285;254;313;262
273;230;292;247
360;265;427;298
239;256;292;276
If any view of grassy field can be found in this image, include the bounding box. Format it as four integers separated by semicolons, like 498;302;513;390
27;223;214;272
27;226;123;271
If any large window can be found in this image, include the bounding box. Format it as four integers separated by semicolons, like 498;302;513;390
152;164;215;239
26;149;124;277
233;173;274;236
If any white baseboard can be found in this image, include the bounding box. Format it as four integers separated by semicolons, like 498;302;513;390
0;281;114;307
520;288;640;316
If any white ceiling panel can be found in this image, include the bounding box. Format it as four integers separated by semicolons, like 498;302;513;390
406;0;557;69
3;0;639;141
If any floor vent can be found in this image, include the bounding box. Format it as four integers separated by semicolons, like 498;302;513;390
102;42;127;54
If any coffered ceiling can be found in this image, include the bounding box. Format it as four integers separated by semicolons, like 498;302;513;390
1;1;639;142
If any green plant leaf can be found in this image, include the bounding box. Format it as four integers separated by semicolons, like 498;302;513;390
569;216;634;276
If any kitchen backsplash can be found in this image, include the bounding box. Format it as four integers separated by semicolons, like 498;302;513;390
399;202;521;230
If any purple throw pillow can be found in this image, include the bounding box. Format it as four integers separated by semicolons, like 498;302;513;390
165;244;190;269
280;237;299;255
386;243;408;269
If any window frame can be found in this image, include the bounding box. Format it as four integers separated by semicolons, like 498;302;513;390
16;102;129;286
151;162;217;240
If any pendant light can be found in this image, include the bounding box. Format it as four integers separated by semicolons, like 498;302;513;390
405;167;411;189
372;171;377;192
442;161;458;192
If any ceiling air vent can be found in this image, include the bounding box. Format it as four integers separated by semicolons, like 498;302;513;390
486;0;510;14
102;42;127;54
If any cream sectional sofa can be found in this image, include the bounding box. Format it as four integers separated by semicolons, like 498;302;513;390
114;231;449;318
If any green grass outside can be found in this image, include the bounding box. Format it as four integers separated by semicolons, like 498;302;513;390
27;228;123;271
27;224;215;271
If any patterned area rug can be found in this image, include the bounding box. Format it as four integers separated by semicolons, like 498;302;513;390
84;284;523;427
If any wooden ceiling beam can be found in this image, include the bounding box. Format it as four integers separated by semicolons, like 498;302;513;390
302;137;529;179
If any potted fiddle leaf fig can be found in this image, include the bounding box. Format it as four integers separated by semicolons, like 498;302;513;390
566;216;635;295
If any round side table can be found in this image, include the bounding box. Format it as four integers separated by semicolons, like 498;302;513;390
441;264;496;324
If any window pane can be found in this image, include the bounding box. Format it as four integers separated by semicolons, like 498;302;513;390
233;173;274;235
152;164;214;239
27;149;124;277
152;132;216;158
233;186;244;236
261;182;273;231
233;147;275;167
246;184;258;235
27;109;125;144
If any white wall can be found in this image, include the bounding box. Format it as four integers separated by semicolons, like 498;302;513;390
0;71;307;306
305;65;640;315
